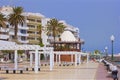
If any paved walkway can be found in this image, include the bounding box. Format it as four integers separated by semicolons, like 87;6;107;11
1;61;119;80
95;63;113;80
0;62;98;80
95;63;120;80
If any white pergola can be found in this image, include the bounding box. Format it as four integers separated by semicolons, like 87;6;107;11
29;47;54;71
0;43;53;73
0;40;89;73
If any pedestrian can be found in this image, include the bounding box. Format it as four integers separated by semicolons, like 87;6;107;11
111;66;118;80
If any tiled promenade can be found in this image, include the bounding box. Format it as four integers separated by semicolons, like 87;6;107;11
95;63;113;80
0;61;119;80
96;63;120;80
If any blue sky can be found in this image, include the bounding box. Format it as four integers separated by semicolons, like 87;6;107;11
0;0;120;54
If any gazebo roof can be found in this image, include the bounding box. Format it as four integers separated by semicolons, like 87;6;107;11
60;30;77;42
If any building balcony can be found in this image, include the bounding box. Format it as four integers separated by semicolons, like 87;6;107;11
9;32;29;36
18;39;29;44
28;40;39;44
28;33;35;37
27;21;41;25
0;34;9;40
28;28;37;31
28;33;40;37
0;28;9;32
9;25;29;30
18;25;29;30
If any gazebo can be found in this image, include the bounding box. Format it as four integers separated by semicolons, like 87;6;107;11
50;30;87;63
53;30;83;51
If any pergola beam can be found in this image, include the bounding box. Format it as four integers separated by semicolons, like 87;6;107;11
0;44;54;73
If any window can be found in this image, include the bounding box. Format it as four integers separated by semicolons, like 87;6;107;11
27;25;35;28
21;36;26;40
20;30;26;34
11;35;15;39
27;31;35;34
27;37;35;40
27;19;35;22
37;20;41;23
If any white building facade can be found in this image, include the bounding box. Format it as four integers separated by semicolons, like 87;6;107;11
0;6;80;45
0;6;29;44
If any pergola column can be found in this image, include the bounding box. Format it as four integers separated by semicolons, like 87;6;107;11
30;53;33;67
77;54;79;65
14;50;18;69
43;47;46;61
75;53;77;66
56;54;57;64
79;54;81;64
71;54;73;63
38;53;41;66
87;54;89;63
50;48;53;71
53;51;54;66
35;49;39;73
59;54;61;65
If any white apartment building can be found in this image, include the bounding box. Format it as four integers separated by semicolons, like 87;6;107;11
0;6;80;45
24;12;45;45
0;6;29;44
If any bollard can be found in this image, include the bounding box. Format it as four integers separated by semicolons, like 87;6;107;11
6;70;9;73
38;68;40;71
45;64;47;66
26;68;28;71
13;70;16;74
20;70;23;74
32;68;34;71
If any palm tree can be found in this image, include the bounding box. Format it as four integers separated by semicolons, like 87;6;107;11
46;18;66;48
94;50;100;55
8;6;25;41
0;13;7;33
37;24;44;47
46;18;66;42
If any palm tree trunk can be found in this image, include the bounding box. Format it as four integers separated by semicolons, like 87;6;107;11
14;24;18;42
53;27;56;49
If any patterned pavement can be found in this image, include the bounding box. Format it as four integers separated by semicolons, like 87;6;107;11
0;61;98;80
95;63;113;80
95;63;120;80
1;61;119;80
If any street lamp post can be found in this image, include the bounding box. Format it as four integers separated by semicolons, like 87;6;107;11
105;46;108;58
110;35;115;61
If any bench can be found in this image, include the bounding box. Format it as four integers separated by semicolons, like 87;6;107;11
31;67;40;71
5;68;24;74
104;63;118;80
59;63;74;66
41;64;48;66
24;66;40;71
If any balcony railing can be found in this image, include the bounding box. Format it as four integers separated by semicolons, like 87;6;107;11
9;32;29;36
0;34;9;40
0;28;9;32
18;26;29;30
18;40;29;44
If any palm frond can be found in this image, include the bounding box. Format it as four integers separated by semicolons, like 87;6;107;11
8;6;25;40
0;13;7;27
